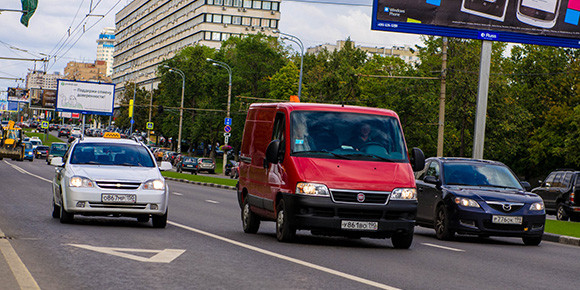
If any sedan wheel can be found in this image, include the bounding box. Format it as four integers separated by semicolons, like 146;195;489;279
556;203;569;221
59;203;74;224
52;197;60;219
152;211;168;228
276;199;295;242
522;236;542;246
435;206;454;240
241;199;260;234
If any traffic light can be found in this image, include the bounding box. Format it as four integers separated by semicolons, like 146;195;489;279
158;105;164;114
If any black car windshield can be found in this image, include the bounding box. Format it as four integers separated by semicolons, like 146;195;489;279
70;143;155;167
443;162;523;189
290;111;408;162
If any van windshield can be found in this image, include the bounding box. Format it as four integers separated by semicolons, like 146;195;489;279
290;111;408;162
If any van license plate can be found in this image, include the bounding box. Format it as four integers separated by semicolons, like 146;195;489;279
102;194;136;204
341;221;378;231
492;215;522;225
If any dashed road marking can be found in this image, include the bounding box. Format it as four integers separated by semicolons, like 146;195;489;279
205;200;219;204
3;160;52;183
421;243;465;252
0;228;40;289
172;192;184;196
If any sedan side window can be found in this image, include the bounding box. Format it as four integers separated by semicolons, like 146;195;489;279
425;161;440;179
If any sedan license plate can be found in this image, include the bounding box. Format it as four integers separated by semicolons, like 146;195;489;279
492;215;522;225
341;220;378;231
101;194;136;204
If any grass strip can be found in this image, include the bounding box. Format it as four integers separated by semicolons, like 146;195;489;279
162;171;238;187
545;219;580;238
24;132;64;146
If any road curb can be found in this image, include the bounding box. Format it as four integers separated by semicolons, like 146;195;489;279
543;232;580;246
165;177;236;191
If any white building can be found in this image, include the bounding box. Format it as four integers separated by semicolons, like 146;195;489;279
96;27;115;77
113;0;281;95
307;40;421;65
25;71;61;90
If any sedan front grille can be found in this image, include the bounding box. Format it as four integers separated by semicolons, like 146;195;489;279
486;202;525;213
96;181;141;190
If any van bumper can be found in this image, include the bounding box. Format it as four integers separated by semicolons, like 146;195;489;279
281;193;416;238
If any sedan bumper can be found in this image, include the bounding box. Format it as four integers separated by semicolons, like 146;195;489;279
450;206;545;237
62;187;168;216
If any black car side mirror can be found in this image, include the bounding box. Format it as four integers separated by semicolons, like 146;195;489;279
520;181;531;191
424;175;440;185
410;148;425;172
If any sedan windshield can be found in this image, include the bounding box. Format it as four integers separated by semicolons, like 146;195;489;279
70;143;155;167
443;162;523;189
290;111;408;162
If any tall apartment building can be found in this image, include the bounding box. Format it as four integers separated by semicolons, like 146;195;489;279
113;0;281;95
64;60;111;83
97;27;115;76
307;40;421;65
25;71;61;90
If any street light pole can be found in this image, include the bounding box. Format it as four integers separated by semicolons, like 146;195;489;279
206;58;232;175
274;30;304;100
129;82;136;134
163;65;185;154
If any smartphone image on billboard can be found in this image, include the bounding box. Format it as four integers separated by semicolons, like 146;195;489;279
516;0;561;28
461;0;510;22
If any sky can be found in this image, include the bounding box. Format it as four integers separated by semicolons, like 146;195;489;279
0;0;422;91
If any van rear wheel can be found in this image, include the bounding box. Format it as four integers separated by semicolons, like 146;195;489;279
241;198;260;233
276;199;295;242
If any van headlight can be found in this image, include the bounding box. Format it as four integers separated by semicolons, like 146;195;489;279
296;182;330;197
391;188;417;200
143;179;165;190
69;176;94;188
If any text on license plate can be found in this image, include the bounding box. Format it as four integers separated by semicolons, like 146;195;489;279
101;194;136;204
341;220;378;231
492;215;522;225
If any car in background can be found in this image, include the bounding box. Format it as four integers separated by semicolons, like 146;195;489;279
49;124;59;131
34;145;50;159
155;148;170;161
415;157;545;245
23;141;34;161
68;127;82;143
29;138;42;150
46;142;68;165
58;127;71;138
197;158;215;174
532;170;580;221
225;160;238;178
50;132;172;227
176;156;198;174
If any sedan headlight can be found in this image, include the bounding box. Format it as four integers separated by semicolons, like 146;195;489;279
69;176;94;188
296;182;330;197
391;188;417;200
455;197;480;208
143;179;165;190
530;202;544;211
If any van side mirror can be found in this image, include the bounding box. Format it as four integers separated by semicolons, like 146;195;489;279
266;140;281;164
520;181;531;191
410;148;425;172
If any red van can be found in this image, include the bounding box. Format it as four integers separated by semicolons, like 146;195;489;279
237;103;425;248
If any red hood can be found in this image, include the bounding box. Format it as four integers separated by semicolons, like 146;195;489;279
291;157;415;191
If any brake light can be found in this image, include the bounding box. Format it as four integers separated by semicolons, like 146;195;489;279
571;191;575;203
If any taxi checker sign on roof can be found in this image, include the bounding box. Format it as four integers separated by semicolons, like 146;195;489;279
56;80;115;116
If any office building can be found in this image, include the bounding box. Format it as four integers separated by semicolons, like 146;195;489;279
64;60;111;83
25;71;61;90
97;27;115;76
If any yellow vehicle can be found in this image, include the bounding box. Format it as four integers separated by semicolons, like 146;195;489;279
0;121;25;161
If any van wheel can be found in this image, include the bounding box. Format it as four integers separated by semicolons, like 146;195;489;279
391;229;414;249
276;199;295;242
556;203;569;221
241;198;260;233
435;205;454;240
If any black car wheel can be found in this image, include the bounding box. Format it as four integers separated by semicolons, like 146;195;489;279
152;211;168;228
276;199;295;242
391;229;414;249
435;205;455;240
177;167;182;173
556;203;569;221
522;236;542;246
241;198;260;234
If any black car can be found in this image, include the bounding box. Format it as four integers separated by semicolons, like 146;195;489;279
34;145;50;159
415;157;545;245
176;157;198;174
58;127;71;137
532;170;580;221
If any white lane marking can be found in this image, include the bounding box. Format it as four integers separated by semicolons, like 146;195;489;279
168;221;400;290
68;244;185;263
421;243;465;252
172;192;184;196
3;160;52;183
205;200;219;204
0;228;41;289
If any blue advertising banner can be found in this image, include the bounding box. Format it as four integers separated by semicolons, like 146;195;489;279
372;0;580;48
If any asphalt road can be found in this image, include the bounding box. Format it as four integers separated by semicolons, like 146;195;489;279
0;158;579;290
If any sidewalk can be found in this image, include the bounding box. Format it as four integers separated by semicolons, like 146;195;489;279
543;232;580;247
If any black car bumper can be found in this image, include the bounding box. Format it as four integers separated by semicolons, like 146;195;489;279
281;193;416;238
449;206;545;237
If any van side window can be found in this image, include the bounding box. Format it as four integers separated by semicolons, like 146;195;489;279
272;113;286;159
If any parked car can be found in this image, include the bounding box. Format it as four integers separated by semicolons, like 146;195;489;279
225;160;238;177
532;170;580;221
237;102;425;248
34;145;50;159
415;157;545;245
23;141;34;161
46;142;68;165
176;157;198;174
197;158;216;174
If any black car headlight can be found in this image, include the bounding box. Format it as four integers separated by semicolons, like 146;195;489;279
455;197;480;208
530;202;544;211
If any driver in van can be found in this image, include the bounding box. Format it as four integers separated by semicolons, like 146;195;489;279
347;123;374;150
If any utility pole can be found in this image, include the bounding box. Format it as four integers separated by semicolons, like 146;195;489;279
437;37;448;157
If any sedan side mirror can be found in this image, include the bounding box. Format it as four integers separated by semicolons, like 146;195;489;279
158;161;172;171
520;181;531;191
50;157;64;167
424;175;440;185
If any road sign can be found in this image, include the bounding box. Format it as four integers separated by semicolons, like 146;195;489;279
224;132;231;137
41;121;49;129
224;125;231;133
224;117;232;125
146;122;154;130
130;118;134;125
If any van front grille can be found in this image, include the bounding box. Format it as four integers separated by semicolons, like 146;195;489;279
330;189;389;205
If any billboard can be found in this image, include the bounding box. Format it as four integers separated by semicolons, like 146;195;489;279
372;0;580;48
0;92;8;111
56;80;115;116
7;87;29;102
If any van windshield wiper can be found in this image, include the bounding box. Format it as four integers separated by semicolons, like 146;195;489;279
293;150;351;160
342;153;397;162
